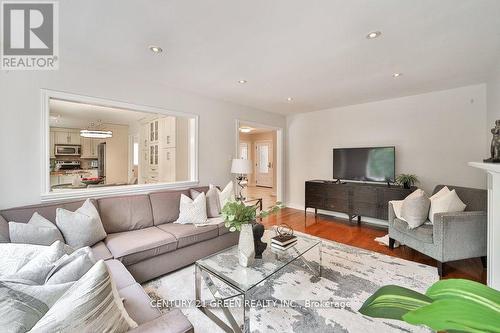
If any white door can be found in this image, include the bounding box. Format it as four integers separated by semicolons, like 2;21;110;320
255;140;273;187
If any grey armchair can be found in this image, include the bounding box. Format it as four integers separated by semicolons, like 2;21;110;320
388;185;487;277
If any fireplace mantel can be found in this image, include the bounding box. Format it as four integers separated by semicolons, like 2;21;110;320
469;162;500;290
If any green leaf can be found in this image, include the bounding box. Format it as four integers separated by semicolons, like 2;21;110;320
425;279;500;314
229;226;236;232
359;285;432;320
403;298;500;333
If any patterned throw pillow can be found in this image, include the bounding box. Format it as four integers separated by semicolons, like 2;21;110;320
56;199;107;249
190;187;221;218
31;260;137;333
9;212;64;246
174;193;208;225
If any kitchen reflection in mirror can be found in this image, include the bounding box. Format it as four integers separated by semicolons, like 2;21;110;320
49;98;195;192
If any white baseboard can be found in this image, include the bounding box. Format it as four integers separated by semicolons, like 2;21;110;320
285;203;388;228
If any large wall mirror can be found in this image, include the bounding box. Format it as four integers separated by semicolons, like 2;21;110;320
42;91;198;200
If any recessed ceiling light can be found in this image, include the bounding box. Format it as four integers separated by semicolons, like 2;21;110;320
239;127;252;133
366;31;382;39
238;80;247;84
392;73;402;78
149;45;163;53
287;97;293;102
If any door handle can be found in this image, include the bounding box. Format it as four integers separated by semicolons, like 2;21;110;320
268;162;272;168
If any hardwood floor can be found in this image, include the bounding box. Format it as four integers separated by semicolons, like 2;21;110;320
261;207;487;284
245;185;277;209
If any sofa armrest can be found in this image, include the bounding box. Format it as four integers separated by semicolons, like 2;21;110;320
0;214;9;243
388;202;396;226
127;309;193;333
433;211;487;261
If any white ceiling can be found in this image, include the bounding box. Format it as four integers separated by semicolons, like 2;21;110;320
59;0;500;115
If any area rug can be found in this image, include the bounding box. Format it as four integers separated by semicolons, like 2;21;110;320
142;233;438;333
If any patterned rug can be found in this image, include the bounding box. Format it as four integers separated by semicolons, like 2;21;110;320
143;233;438;333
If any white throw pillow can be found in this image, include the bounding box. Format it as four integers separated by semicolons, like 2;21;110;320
428;189;466;223
9;212;64;246
210;182;235;210
56;199;107;249
401;189;431;229
31;260;137;333
174;193;208;225
428;186;450;223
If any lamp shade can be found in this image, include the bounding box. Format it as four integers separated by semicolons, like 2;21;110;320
231;158;253;174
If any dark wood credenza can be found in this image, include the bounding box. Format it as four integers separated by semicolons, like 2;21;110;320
305;180;414;222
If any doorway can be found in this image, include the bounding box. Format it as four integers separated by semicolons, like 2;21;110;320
237;121;283;209
255;140;273;188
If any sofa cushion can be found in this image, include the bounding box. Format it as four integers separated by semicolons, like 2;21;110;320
157;223;218;249
105;227;177;266
91;241;114;261
105;259;136;290
98;195;154;233
393;218;433;244
149;189;190;226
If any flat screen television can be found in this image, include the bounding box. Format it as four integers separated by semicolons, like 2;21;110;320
333;146;395;183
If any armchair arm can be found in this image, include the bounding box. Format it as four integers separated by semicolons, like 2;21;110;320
433;211;487;262
388;201;397;226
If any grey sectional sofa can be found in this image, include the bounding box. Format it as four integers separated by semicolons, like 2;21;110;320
0;186;239;333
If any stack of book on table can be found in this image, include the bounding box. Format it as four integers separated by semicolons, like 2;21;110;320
271;234;298;250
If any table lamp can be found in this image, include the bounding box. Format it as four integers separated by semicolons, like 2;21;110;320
231;158;253;201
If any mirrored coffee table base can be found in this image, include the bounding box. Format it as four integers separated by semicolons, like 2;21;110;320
195;232;322;333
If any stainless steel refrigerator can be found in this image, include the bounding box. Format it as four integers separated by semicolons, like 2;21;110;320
98;142;106;179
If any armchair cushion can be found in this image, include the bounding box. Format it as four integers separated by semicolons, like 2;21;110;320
392;218;434;244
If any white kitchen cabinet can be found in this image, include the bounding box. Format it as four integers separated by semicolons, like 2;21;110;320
81;138;102;158
160;117;176;148
53;128;81;145
138;116;177;184
80;137;92;158
159;148;176;182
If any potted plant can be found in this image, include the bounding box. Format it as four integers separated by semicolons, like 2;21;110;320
222;201;283;267
395;174;419;189
359;278;500;332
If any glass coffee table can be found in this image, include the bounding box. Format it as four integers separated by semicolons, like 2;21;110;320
195;230;322;333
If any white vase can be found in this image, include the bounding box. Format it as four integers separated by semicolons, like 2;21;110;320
238;223;255;267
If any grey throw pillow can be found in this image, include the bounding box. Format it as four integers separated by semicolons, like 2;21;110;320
3;241;73;285
0;280;74;333
401;189;431;229
9;212;64;246
190;187;221;218
45;247;96;285
56;199;107;249
31;260;138;333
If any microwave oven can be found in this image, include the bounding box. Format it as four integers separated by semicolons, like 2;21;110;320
55;145;81;156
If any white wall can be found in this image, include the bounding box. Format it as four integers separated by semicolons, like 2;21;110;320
0;66;285;209
487;66;500;135
286;84;488;208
